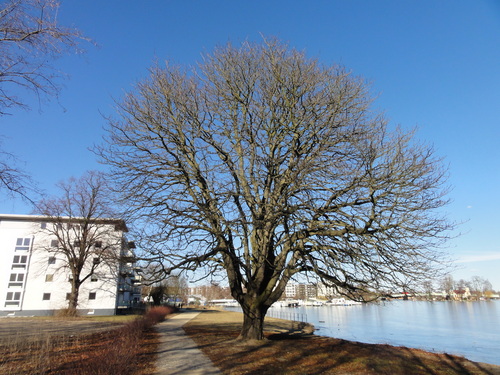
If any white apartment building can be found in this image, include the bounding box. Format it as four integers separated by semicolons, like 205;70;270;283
284;282;318;300
0;214;141;316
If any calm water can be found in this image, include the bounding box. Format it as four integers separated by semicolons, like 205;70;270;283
267;300;500;366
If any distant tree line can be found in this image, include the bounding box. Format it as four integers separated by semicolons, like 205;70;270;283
413;275;497;301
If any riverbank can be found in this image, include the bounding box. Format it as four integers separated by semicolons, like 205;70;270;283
183;309;500;375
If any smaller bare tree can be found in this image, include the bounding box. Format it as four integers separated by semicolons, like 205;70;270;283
440;274;455;298
35;171;122;312
165;274;188;305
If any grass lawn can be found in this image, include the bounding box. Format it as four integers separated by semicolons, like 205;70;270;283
183;309;500;375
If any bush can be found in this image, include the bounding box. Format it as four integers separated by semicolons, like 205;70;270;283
77;306;176;374
54;308;79;318
0;306;177;374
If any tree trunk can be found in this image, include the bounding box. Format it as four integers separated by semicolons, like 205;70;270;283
68;281;80;311
237;303;268;341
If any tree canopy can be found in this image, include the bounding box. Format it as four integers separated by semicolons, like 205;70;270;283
0;0;86;114
99;38;452;340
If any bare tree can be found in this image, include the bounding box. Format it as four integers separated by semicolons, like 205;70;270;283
0;141;37;202
35;171;122;312
165;273;188;305
440;274;455;297
98;39;453;340
0;0;87;114
1;0;87;203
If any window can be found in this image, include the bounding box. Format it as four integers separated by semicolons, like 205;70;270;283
41;222;47;229
66;293;71;300
42;293;51;301
48;256;56;265
8;273;24;287
94;241;102;248
91;275;98;282
9;273;24;282
88;292;96;300
12;255;28;269
15;238;31;251
50;240;58;247
45;274;54;282
73;240;81;247
5;292;21;306
93;257;100;265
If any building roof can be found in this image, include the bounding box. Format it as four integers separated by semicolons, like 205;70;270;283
0;214;128;232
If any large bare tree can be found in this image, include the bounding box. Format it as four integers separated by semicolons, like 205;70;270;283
1;0;87;203
99;39;453;340
0;0;87;114
0;141;37;202
35;171;122;312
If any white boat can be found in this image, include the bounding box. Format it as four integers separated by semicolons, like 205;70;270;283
302;299;325;306
325;298;362;306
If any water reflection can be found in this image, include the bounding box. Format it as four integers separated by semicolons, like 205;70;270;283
266;300;499;365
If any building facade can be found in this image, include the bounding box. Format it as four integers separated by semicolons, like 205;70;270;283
0;214;141;316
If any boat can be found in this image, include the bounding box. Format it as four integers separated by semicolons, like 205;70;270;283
325;298;362;306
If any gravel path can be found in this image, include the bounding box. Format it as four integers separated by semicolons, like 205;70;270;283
154;311;221;375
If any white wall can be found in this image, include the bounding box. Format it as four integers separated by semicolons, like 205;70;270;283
0;216;124;316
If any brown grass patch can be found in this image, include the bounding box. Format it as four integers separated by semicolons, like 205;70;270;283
183;309;500;375
0;306;174;375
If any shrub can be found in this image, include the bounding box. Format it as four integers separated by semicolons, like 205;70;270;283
54;308;79;318
0;306;176;374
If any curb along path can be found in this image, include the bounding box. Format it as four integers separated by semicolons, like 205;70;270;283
154;311;222;375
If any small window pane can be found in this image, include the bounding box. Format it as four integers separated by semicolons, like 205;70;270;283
89;292;96;300
48;257;56;265
45;274;53;282
16;238;23;246
50;240;58;247
42;293;51;301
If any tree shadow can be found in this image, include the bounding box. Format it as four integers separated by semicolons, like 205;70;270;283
184;319;500;375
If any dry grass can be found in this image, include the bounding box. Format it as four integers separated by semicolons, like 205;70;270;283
183;309;500;375
0;306;173;375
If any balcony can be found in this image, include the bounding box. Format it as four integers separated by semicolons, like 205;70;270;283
118;283;132;292
119;267;135;277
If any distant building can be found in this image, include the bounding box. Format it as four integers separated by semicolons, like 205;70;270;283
285;282;318;300
317;283;336;298
0;214;141;316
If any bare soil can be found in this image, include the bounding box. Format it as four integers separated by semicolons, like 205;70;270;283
183;308;500;375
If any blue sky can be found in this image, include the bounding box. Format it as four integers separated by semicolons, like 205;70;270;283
1;0;499;290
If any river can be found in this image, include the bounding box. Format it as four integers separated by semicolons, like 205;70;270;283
229;300;500;365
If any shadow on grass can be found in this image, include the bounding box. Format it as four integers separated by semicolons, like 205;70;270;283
183;310;500;375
